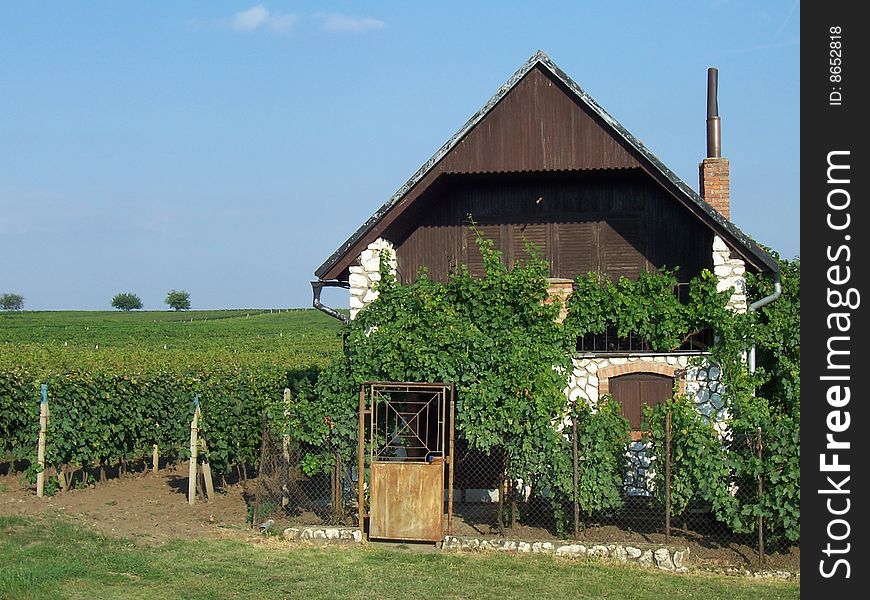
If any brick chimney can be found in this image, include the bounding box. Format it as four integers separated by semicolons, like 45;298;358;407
700;158;730;219
699;67;730;220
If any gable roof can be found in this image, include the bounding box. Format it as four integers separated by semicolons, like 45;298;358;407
315;51;779;280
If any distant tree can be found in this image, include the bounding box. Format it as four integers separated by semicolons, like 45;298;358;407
111;292;143;311
0;293;24;311
165;289;191;311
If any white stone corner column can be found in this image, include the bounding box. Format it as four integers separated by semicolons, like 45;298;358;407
712;235;747;313
349;238;397;320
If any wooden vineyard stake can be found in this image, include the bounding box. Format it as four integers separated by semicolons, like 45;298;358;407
201;461;214;500
152;444;159;474
36;384;49;498
200;440;215;501
188;397;200;505
282;389;292;508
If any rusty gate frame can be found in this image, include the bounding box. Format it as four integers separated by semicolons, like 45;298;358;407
358;381;455;541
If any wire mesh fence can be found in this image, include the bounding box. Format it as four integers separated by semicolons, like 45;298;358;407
448;424;772;563
251;419;356;530
252;406;784;564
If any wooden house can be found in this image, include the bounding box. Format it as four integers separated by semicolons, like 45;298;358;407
312;52;779;483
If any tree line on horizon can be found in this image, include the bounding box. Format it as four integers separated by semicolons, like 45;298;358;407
111;290;191;311
0;290;191;312
0;293;24;311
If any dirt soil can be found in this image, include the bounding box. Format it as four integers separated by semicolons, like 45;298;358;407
0;463;258;545
0;466;799;572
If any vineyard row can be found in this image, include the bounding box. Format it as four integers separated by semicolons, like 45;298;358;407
0;367;290;480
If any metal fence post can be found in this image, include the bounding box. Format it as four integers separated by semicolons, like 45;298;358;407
251;410;268;528
447;383;455;536
665;409;671;541
497;451;507;536
357;386;366;536
333;448;343;520
572;415;580;540
757;426;765;565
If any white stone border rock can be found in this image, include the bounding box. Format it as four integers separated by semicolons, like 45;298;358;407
277;528;796;579
441;535;798;579
282;526;363;543
442;535;688;572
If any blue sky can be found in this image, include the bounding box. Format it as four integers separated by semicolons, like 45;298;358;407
1;1;799;310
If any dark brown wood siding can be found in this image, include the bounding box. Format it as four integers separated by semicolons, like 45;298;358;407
322;65;650;281
465;224;503;277
609;373;674;430
439;66;641;174
512;223;549;266
392;171;713;284
553;221;597;278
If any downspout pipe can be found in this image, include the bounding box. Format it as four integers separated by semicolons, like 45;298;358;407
747;273;782;373
311;280;350;324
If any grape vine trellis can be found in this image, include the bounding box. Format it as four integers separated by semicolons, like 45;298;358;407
0;310;341;492
0;367;286;489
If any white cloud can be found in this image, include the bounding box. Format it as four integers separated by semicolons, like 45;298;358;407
228;5;297;33
317;12;386;33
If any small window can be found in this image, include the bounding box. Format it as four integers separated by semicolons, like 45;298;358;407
576;323;714;353
577;324;654;353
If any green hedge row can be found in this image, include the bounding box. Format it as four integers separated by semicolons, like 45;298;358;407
0;367;286;475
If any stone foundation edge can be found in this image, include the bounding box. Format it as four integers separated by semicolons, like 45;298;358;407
278;528;795;579
442;535;688;571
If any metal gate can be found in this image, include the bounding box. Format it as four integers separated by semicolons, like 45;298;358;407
358;382;454;542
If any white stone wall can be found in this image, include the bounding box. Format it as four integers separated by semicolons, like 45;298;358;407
348;238;396;320
564;354;726;496
713;235;747;313
566;355;688;408
625;442;654;495
564;354;724;420
684;363;728;426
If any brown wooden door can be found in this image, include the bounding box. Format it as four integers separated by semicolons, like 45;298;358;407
609;373;673;434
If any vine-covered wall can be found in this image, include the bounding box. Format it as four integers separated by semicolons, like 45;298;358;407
309;232;799;543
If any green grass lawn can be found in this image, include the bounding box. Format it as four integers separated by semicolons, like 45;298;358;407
0;516;799;600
